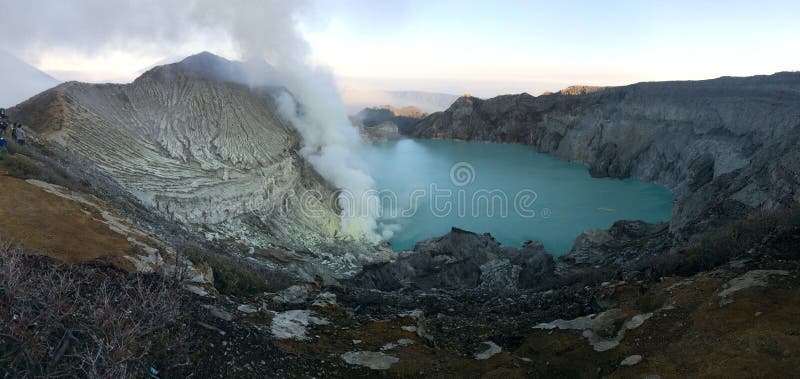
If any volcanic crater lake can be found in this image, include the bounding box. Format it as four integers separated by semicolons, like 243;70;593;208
358;139;674;255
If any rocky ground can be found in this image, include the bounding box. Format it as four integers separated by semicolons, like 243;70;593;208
7;223;796;378
352;104;427;139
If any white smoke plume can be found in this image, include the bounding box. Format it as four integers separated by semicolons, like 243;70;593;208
3;0;387;242
191;1;385;241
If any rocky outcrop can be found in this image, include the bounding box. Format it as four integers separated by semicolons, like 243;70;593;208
351;222;675;292
557;220;672;279
353;105;426;137
354;121;402;142
410;73;800;240
9;53;385;279
350;227;556;291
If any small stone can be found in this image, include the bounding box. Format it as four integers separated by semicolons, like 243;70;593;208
202;304;233;321
270;309;329;340
185;284;210;297
620;354;642;366
381;339;414;351
197;321;226;336
273;284;311;304
474;341;502;360
312;292;337;307
399;309;424;319
341;351;399;370
237;304;259;314
401;325;417;332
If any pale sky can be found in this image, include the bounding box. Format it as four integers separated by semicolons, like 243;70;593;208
9;0;800;98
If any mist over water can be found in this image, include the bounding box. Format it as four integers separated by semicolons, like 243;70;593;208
358;139;674;255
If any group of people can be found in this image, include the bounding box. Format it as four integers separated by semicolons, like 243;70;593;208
0;108;26;157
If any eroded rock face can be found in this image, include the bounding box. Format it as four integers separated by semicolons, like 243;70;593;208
11;53;386;279
410;74;800;239
557;220;673;279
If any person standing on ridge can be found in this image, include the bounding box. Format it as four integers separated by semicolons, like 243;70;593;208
11;123;17;140
15;125;26;145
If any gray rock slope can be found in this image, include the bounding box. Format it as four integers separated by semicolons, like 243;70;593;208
11;53;386;278
410;73;800;238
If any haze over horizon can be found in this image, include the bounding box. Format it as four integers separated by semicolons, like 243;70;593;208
3;0;800;99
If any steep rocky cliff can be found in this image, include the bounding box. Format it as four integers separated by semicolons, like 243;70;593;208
411;73;800;239
9;53;386;279
354;105;426;135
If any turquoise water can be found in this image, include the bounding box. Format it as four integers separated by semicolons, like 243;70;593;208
357;139;673;255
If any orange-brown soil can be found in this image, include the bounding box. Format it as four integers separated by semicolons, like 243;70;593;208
0;173;133;265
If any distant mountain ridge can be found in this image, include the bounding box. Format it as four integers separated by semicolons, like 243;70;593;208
379;104;426;118
383;90;459;111
342;89;459;114
355;104;425;125
0;51;60;107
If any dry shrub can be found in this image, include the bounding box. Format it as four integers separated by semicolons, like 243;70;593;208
635;206;800;279
0;241;189;378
